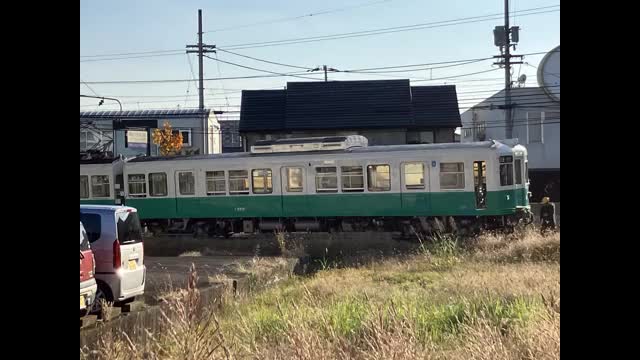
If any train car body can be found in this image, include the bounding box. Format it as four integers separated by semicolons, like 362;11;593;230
104;136;531;234
80;157;126;206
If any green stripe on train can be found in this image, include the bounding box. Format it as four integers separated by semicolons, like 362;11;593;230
125;188;528;220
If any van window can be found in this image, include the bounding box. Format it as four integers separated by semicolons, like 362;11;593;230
80;223;90;251
117;211;143;244
79;213;101;243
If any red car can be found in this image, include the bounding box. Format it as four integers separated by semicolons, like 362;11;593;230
80;221;97;314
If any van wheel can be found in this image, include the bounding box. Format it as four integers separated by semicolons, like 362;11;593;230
91;282;113;314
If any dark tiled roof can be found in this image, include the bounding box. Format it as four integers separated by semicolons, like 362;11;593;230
239;80;461;132
285;80;411;130
410;85;461;127
239;90;286;131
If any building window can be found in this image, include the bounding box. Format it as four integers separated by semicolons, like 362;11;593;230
315;167;338;193
440;163;465;189
80;176;89;199
178;171;196;195
527;112;543;143
341;166;364;192
252;169;273;194
80;129;108;152
128;174;147;197
206;171;226;195
91;175;110;198
149;172;168;197
285;167;304;192
403;163;425;189
367;165;390;191
514;159;523;185
499;156;514;186
406;131;434;144
229;170;250;195
172;129;192;146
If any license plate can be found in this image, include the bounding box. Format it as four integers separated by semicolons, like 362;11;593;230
80;295;86;309
128;260;137;270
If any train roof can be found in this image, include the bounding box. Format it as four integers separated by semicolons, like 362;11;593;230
126;139;520;164
80;158;120;164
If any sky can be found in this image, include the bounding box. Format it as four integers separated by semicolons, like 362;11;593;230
80;0;560;118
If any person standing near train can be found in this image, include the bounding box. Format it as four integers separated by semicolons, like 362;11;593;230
539;197;556;234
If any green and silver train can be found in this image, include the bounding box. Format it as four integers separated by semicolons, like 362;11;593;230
80;136;532;235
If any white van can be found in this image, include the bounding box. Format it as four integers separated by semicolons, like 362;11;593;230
80;205;146;311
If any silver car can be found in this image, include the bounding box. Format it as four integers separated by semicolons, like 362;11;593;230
80;205;146;311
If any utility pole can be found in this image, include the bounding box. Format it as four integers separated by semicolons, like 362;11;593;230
186;9;216;152
308;65;339;82
493;0;523;139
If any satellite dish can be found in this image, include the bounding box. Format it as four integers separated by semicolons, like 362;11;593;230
517;74;527;86
537;45;560;101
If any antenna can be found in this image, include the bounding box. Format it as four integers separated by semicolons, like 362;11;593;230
517;74;527;87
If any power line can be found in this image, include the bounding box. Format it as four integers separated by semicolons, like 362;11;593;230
204;54;325;81
215;48;311;70
204;0;394;33
80;49;182;58
220;6;559;50
79;6;559;61
80;52;184;62
81;78;101;97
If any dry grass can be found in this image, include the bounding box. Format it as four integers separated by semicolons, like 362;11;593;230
83;229;560;360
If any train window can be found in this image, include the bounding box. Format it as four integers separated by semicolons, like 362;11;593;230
316;167;338;193
80;176;89;199
367;165;390;191
178;172;196;195
91;175;110;198
206;171;226;195
499;156;514;186
229;170;250;195
403;163;425;189
514;159;523;185
285;167;304;192
128;174;147;197
525;162;529;183
341;166;364;192
149;172;167;197
440;163;465;190
252;169;273;194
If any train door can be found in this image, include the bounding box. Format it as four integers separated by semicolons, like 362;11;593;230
280;166;308;217
473;161;487;209
400;161;430;215
174;170;197;217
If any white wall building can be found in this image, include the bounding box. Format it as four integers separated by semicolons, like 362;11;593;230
461;46;560;201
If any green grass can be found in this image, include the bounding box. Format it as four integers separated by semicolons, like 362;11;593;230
84;229;560;360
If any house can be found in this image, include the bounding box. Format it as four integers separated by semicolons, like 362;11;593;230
219;120;243;153
460;88;560;202
239;79;461;149
80;109;221;157
461;46;559;202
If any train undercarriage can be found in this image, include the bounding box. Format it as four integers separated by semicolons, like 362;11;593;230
142;209;534;239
